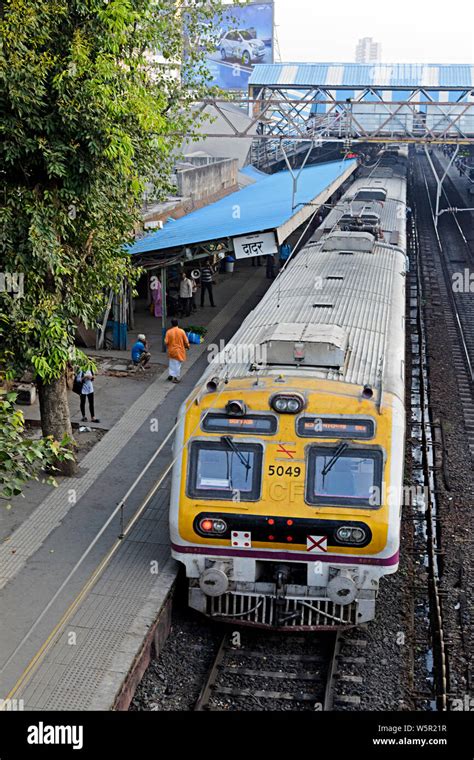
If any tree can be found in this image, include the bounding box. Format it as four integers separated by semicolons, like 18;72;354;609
0;0;224;477
0;393;74;506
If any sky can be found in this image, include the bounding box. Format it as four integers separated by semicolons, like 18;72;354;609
271;0;474;64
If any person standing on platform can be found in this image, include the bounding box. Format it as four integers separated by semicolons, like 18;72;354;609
165;318;190;383
179;271;193;317
191;275;198;312
266;253;275;279
279;242;292;269
150;274;162;318
200;260;215;307
77;370;100;423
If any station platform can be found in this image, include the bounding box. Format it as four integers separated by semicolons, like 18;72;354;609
0;261;271;710
434;148;474;211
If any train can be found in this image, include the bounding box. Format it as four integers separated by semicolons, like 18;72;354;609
169;147;408;630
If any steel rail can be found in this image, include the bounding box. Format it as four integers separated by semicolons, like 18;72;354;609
409;207;449;710
194;630;342;712
419;162;474;382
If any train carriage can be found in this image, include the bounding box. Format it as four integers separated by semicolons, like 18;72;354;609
170;151;408;629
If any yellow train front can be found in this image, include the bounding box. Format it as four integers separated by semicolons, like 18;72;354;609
170;155;407;630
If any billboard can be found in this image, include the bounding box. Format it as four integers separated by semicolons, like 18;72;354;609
204;2;274;91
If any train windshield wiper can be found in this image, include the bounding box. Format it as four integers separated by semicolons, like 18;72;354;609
221;436;251;473
321;442;349;477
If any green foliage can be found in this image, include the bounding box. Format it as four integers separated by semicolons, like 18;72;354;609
0;393;74;506
0;0;224;499
0;0;224;384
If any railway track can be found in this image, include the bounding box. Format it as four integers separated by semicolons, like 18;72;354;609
413;154;474;459
410;152;474;707
407;206;448;709
194;630;351;711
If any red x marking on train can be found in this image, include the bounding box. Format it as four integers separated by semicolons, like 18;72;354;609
276;444;296;459
307;535;328;553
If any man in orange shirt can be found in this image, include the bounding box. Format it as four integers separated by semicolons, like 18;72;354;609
165;318;190;383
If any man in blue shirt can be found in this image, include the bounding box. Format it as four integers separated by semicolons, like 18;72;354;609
279;242;291;269
131;333;151;369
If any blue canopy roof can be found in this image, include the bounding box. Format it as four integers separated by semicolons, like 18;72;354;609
249;63;474;89
130;159;355;256
240;165;268;182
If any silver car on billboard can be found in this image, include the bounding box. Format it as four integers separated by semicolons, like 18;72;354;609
219;28;266;67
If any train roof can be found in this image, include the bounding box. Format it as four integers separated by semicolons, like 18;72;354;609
206;242;406;399
204;173;407;404
314;175;406;250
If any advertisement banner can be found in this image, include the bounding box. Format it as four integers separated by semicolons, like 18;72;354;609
204;2;274;91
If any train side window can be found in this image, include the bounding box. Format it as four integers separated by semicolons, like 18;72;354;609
187;440;263;501
306;446;383;508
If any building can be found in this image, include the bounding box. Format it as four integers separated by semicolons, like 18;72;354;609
355;37;381;63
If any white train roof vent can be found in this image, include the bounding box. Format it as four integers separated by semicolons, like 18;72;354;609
353;187;387;202
322;231;375;253
260;323;348;368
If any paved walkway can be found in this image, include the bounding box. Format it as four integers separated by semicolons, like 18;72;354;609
0;262;270;709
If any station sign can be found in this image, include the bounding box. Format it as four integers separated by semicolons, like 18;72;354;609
233;231;278;259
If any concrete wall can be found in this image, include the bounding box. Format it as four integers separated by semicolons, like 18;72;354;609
176;157;238;202
182;102;257;169
142;185;239;227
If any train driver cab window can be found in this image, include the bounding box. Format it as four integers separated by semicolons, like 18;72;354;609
306;446;383;508
188;440;263;501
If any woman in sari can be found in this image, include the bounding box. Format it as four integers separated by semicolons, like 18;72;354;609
150;274;162;318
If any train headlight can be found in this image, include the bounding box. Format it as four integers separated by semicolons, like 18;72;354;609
270;393;305;414
199;517;228;535
226;400;247;416
351;527;366;542
336;525;367;544
274;397;289;412
336;527;352;541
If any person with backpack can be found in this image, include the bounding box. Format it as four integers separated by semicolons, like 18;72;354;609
74;370;100;423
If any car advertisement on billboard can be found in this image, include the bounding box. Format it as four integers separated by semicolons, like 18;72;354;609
205;2;274;91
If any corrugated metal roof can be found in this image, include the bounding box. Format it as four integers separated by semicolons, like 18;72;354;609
201;166;407;395
249;63;474;89
129;159;356;255
204;242;406;392
319;175;407;244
